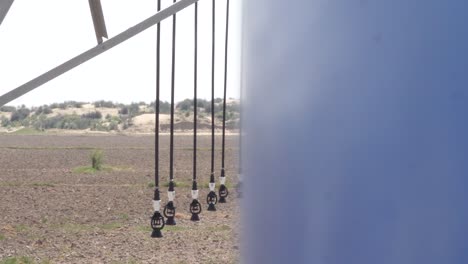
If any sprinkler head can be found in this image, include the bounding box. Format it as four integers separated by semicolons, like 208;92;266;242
219;184;229;203
150;211;165;238
191;213;200;221
190;199;202;221
164;201;177;226
166;217;176;226
151;229;163;238
207;203;216;211
207;191;218;211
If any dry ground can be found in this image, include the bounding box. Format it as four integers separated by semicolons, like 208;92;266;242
0;134;240;264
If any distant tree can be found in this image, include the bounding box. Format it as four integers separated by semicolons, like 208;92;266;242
119;107;129;115
10;107;30;122
0;106;16;112
119;103;140;117
49;103;59;109
34;107;43;115
160;101;171;114
196;99;209;109
227;103;240;113
176;99;193;111
35;106;52;115
94;100;115;108
81;111;102;119
150;101;171;114
42;106;53;114
66;101;83;108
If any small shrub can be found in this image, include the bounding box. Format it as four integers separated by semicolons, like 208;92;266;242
90;122;107;131
91;150;103;170
108;121;119;131
1;116;11;127
1;256;33;264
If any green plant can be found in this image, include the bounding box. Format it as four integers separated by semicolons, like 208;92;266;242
14;224;28;232
0;256;34;264
91;149;103;170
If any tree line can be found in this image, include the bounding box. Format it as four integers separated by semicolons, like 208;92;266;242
0;98;239;131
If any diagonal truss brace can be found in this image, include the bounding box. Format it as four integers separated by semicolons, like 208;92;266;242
0;0;198;107
0;0;14;26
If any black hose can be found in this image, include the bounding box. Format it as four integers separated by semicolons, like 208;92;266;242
169;0;177;185
193;1;198;186
154;0;161;201
210;0;216;183
221;0;230;171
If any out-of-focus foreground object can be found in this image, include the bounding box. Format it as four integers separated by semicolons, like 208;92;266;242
243;0;468;263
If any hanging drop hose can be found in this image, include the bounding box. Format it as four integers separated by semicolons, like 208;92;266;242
151;0;164;238
164;0;177;226
207;0;218;212
190;1;202;222
219;0;230;203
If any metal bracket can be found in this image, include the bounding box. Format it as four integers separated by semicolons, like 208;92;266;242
88;0;108;45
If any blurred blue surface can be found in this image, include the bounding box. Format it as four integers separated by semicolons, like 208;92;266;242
243;0;468;263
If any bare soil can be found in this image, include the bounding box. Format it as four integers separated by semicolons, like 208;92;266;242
0;134;240;263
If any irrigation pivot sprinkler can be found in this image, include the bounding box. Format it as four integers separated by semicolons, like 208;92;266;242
218;0;230;203
163;0;178;226
189;1;202;222
150;0;164;239
206;0;218;212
